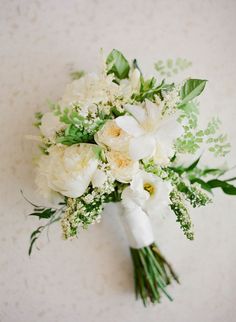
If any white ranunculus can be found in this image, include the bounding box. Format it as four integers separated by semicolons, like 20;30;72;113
122;171;172;216
35;144;99;198
95;119;131;152
59;73;121;113
106;150;139;183
116;100;184;165
39;112;63;141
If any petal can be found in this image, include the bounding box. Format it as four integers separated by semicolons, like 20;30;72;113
129;135;156;160
124;104;146;124
156;115;184;142
145;100;162;124
115;115;144;137
91;169;107;188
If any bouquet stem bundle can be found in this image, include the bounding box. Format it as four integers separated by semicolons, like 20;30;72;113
130;243;179;306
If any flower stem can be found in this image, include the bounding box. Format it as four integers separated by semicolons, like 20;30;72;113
130;243;179;306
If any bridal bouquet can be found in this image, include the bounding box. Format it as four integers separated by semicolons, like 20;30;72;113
26;49;236;305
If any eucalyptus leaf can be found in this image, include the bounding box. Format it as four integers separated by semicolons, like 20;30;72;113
179;79;207;106
106;49;130;80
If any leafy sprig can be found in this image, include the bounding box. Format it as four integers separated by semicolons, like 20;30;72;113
155;58;192;77
28;204;65;255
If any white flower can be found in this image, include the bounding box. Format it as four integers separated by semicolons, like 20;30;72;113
115;100;184;165
35;144;100;198
59;73;121;114
95;119;131;152
39;112;63;141
119;68;141;98
91;169;107;188
106;150;139;183
122;171;171;216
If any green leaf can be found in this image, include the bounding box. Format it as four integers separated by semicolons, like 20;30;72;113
29;208;56;220
207;179;236;195
106;49;130;80
70;70;85;80
190;178;212;193
185;156;201;172
179;79;207;105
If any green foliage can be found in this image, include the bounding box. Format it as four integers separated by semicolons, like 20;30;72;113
171;157;236;195
47;101;62;116
143;160;213;239
56;108;106;145
33;112;43;128
106;49;130;80
169;189;194;240
176;102;230;156
70;70;85;80
130;243;179;306
27;204;65;255
155;58;192;77
202;179;236;195
133;78;174;102
179;79;207;106
29;207;56;219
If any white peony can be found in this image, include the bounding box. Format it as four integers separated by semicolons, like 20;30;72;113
106;150;139;183
39;112;64;141
122;171;172;216
95;119;131;153
116;100;184;165
35;144;101;198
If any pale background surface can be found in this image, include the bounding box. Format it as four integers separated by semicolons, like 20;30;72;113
1;1;236;321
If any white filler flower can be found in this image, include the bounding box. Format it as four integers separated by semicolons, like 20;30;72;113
116;100;184;165
39;112;63;141
35;144;100;198
60;73;121;114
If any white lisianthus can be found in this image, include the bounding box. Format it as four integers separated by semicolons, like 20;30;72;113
35;144;100;198
59;73;121;114
95;120;131;152
39;112;64;141
122;171;172;216
106;150;139;183
116;100;184;165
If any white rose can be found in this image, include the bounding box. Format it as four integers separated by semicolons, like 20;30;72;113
39;112;63;141
106;150;139;183
35;144;99;198
95;120;131;152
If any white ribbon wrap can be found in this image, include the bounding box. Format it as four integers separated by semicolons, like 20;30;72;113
120;204;155;249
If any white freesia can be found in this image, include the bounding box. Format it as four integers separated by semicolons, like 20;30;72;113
39;112;63;141
106;150;139;183
122;171;172;216
95;119;131;152
35;144;100;198
116;100;184;165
